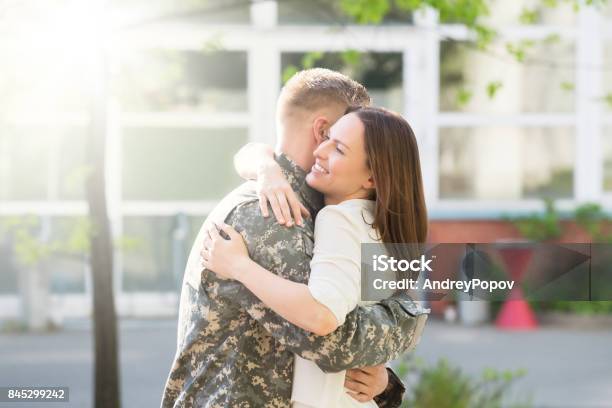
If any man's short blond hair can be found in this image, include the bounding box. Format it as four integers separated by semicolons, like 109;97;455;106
279;68;371;114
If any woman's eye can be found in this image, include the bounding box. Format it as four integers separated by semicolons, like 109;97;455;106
335;146;344;154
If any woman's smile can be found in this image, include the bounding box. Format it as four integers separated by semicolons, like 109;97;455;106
311;162;329;175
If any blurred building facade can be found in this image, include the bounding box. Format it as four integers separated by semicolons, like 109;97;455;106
0;0;611;320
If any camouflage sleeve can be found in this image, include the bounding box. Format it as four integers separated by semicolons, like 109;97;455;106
373;368;406;408
219;202;428;374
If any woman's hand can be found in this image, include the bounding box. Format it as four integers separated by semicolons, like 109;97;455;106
200;222;250;280
256;161;310;227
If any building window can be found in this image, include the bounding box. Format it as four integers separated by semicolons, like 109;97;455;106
121;127;247;201
119;50;248;113
0;127;88;201
122;215;204;292
439;39;575;114
439;127;574;200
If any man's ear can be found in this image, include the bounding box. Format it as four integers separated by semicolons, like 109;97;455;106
312;116;330;145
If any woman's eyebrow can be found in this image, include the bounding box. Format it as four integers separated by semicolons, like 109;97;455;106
330;137;351;151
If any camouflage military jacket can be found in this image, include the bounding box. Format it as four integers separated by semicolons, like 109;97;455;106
161;154;428;408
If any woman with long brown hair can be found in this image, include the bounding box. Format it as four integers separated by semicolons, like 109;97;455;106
201;106;427;407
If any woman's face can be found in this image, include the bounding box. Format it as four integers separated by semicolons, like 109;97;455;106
305;112;373;205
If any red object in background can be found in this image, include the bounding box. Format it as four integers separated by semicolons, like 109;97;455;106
427;220;593;317
495;245;538;330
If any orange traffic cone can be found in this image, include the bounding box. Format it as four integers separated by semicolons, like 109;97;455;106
495;287;538;330
495;245;538;330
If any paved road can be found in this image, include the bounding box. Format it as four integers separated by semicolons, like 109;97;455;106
0;319;610;408
412;321;612;408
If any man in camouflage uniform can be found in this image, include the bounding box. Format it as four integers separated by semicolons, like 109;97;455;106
161;69;428;408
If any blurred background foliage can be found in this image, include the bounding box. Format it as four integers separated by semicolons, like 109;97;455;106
397;357;531;408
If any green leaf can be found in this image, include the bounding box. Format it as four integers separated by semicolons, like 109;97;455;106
515;368;528;378
1;216;38;230
396;361;410;378
2;216;50;266
341;0;494;31
394;0;423;12
482;367;497;381
506;44;525;62
282;65;299;84
506;40;535;63
502;370;515;382
560;81;575;92
573;202;607;239
14;229;50;267
301;51;324;69
604;93;612;109
340;49;361;67
400;357;531;408
434;0;490;27
486;81;503;99
63;218;92;254
456;87;473;107
519;8;538;24
340;0;390;24
543;33;561;44
114;236;143;252
202;34;224;53
509;198;563;242
474;24;496;50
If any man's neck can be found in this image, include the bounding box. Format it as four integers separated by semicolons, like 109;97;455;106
274;131;313;172
275;120;314;172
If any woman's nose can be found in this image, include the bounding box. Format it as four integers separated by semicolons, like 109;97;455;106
313;139;332;159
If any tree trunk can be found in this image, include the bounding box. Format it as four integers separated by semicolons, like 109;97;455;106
18;265;50;331
86;35;121;408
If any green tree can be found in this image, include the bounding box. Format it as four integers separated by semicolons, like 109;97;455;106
277;0;609;106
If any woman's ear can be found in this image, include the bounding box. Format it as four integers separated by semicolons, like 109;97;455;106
312;116;329;145
362;174;375;190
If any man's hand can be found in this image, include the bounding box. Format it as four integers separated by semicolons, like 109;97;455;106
345;364;389;403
